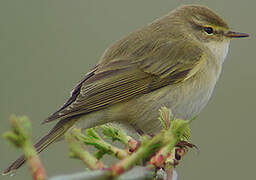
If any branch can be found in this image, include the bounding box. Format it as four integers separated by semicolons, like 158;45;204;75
62;107;192;179
49;166;179;180
3;115;47;180
3;107;193;180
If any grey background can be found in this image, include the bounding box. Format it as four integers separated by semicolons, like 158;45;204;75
0;0;255;179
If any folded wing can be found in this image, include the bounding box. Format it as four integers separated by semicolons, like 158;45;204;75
44;40;205;123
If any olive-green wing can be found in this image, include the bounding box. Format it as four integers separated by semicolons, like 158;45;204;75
44;40;205;123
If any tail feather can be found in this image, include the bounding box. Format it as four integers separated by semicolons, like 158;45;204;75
2;117;77;175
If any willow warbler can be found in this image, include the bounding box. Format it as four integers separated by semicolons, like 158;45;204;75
3;4;249;174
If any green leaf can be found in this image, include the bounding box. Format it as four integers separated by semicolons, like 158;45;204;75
86;129;100;140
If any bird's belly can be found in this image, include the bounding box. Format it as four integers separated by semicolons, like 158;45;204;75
124;77;217;134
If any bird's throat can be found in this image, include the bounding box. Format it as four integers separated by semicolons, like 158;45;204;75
205;41;230;65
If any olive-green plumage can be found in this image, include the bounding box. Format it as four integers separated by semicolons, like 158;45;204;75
3;4;248;175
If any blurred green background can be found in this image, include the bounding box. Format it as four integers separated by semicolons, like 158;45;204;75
0;0;255;179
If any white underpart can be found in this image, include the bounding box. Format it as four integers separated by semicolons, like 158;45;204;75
205;40;230;65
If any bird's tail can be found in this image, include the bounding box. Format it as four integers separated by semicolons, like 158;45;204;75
2;117;77;176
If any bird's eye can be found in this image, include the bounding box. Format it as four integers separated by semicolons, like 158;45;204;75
203;27;214;34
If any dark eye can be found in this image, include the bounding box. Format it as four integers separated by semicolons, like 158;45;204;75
203;27;214;34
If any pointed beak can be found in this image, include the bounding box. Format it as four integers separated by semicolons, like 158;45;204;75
225;31;249;38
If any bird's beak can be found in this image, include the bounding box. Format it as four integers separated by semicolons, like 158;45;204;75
225;31;249;38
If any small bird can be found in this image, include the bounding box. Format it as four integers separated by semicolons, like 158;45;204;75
3;4;249;175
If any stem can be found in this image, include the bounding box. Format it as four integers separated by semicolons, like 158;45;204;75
111;130;178;176
77;128;128;160
23;141;47;180
65;130;104;170
3;115;47;180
